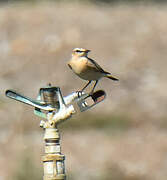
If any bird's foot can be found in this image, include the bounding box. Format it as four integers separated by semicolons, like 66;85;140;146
89;90;94;96
77;90;83;97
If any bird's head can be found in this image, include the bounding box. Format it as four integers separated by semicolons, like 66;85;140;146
72;48;91;57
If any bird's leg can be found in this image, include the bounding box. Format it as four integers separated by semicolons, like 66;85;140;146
90;80;98;95
77;81;92;97
81;81;92;92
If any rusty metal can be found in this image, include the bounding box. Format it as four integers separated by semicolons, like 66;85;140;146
5;84;106;180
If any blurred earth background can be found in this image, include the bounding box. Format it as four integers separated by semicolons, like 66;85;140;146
0;0;167;179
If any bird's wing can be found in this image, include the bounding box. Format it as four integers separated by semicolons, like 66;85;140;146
87;57;110;74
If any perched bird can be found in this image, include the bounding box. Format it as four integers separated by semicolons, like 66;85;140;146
68;48;119;94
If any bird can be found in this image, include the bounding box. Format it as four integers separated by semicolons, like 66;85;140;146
68;48;119;94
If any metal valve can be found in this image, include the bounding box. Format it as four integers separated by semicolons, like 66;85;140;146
76;90;106;112
5;84;106;125
5;84;106;180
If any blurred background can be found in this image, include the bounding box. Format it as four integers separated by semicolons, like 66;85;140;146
0;0;167;179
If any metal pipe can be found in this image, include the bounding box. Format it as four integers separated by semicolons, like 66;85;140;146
42;127;66;180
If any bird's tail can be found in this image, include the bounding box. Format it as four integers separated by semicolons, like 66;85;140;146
106;74;119;81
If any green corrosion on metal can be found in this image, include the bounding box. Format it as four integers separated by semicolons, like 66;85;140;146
34;109;47;119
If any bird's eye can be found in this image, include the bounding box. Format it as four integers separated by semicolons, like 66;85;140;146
76;50;82;53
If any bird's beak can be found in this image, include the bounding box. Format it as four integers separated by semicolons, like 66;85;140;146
86;49;91;53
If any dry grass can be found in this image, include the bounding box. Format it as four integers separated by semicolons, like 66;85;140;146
0;1;167;180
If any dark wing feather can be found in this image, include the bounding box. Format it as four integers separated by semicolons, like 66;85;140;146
87;57;110;74
68;63;72;70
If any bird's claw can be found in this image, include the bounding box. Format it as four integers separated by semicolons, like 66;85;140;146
77;91;83;97
77;90;95;98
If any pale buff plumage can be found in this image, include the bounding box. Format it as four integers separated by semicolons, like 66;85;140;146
68;48;118;93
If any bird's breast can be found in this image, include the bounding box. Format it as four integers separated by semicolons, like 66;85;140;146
68;58;87;74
